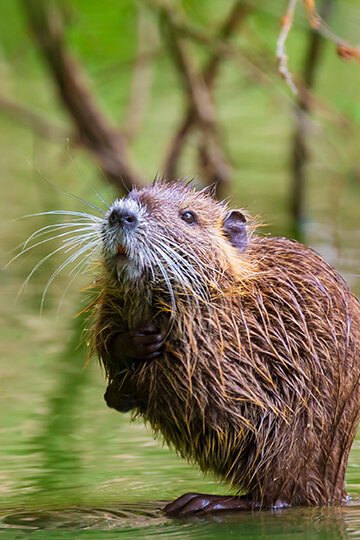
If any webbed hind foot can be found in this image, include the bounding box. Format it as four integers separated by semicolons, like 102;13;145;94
164;493;254;517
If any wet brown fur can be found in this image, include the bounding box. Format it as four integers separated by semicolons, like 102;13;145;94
89;181;360;507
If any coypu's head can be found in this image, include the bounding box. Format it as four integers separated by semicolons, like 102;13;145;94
101;181;248;298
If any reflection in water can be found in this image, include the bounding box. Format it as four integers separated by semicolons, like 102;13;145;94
2;502;360;539
25;313;89;501
1;502;168;531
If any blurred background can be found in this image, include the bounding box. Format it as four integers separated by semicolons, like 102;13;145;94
1;0;360;535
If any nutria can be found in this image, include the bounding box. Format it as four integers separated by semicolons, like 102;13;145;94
88;180;360;516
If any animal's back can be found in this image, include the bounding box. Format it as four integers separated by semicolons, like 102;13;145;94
136;236;360;506
230;236;360;505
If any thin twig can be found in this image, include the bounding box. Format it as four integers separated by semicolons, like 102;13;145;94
303;0;360;62
278;0;360;94
276;0;299;95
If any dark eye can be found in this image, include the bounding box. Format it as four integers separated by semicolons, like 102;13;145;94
180;211;196;225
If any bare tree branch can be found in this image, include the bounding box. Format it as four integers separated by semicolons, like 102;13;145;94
21;0;142;192
124;6;156;143
13;0;357;207
290;0;336;240
162;1;249;186
160;8;232;194
161;12;217;128
197;133;233;197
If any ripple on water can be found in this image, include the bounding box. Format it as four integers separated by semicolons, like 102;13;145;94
3;501;360;540
0;502;214;539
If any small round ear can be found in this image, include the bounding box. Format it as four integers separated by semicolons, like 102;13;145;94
223;210;247;252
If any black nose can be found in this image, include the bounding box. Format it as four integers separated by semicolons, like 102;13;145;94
108;208;138;229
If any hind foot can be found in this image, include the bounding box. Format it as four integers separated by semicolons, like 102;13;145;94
164;493;254;517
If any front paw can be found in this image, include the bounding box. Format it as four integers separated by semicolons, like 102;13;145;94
104;377;136;413
113;325;164;364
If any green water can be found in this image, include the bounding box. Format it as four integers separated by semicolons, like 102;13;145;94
1;0;360;537
3;504;360;539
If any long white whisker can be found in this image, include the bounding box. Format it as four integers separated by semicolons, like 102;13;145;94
152;231;215;279
68;245;99;276
8;228;100;269
151;243;199;312
19;210;104;222
27;226;99;248
21;245;72;294
154;234;208;267
152;237;212;305
61;232;101;253
148;250;176;318
20;233;99;293
163;246;210;300
171;242;221;284
23;221;101;249
56;245;100;316
40;240;100;312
